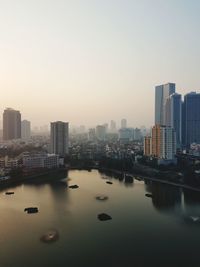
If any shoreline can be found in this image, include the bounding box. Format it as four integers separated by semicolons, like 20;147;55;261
97;167;200;193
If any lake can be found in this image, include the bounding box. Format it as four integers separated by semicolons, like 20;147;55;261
0;170;200;267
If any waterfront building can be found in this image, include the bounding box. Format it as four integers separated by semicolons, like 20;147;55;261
144;136;152;156
155;83;176;125
21;120;31;140
22;152;60;169
50;121;69;155
151;125;176;163
165;93;182;148
3;108;21;140
182;92;200;148
121;118;127;129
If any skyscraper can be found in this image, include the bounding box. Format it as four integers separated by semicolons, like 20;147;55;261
151;125;176;161
121;118;127;128
96;125;106;141
182;92;200;148
21;120;31;140
155;83;176;125
3;108;21;140
50;121;69;156
165;93;182;148
110;120;116;133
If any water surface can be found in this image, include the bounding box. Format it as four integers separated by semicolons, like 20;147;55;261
0;170;200;267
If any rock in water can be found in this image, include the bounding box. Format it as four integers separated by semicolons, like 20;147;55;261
98;213;112;221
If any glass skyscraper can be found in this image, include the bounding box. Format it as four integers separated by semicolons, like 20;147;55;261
155;83;176;125
182;92;200;148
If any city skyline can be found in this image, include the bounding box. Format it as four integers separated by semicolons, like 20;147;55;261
1;0;200;127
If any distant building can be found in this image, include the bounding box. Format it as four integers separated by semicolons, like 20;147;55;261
151;125;176;163
134;128;142;141
119;128;133;143
3;108;21;140
96;125;106;141
110;120;117;133
165;93;182;148
50;121;69;155
182;92;200;148
155;83;175;125
21;120;31;140
88;128;96;142
121;119;127;129
144;136;151;156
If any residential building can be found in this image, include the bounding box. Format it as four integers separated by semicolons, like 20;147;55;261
3;108;21;140
165;93;182;147
182;92;200;148
50;121;69;155
155;83;175;125
21;120;31;140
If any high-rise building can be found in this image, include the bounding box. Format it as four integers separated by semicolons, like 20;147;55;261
151;125;176;161
121;118;127;129
3;108;21;140
50;121;69;155
165;93;182;148
155;83;176;125
119;128;134;143
110;120;116;133
21;120;31;140
88;128;96;142
96;125;106;141
182;92;200;148
144;136;152;156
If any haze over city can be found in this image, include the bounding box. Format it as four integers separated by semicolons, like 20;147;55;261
1;0;200;127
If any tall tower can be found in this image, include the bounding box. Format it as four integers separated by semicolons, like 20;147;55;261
165;93;182;148
3;108;21;140
121;118;127;129
50;121;69;156
21;120;31;140
182;92;200;148
155;83;175;125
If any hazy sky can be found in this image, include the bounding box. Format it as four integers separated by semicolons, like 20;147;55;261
0;0;200;128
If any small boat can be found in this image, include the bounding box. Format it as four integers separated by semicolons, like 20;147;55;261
5;192;14;195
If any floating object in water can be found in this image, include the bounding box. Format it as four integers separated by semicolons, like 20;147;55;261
106;181;113;185
24;207;39;214
96;195;109;201
98;213;112;221
5;192;14;195
69;185;79;189
145;193;153;198
40;229;59;243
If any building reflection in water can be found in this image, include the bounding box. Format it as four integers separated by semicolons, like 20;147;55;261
144;180;182;212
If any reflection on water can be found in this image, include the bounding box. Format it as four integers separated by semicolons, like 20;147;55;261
1;170;200;267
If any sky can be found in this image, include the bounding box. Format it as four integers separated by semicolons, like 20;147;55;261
0;0;200;128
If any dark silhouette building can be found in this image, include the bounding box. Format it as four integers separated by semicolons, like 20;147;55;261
3;108;21;140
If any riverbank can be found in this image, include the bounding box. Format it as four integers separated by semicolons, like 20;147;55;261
0;168;68;189
98;167;200;193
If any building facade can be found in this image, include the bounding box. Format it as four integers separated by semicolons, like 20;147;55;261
165;93;182;148
151;125;176;162
182;92;200;148
155;83;176;125
3;108;21;140
21;120;31;140
50;121;69;155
